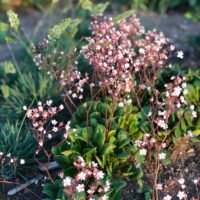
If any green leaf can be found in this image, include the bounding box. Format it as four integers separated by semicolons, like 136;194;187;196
100;143;116;155
135;151;145;164
119;138;130;149
62;150;79;156
137;179;143;189
129;121;139;133
90;2;109;16
1;85;9;98
116;152;130;160
0;22;9;32
161;158;171;165
113;10;135;24
132;167;143;179
80;127;90;142
95;155;104;168
110;180;126;200
94;125;105;147
84;147;96;162
175;125;182;138
75;192;85;200
184;111;193;127
48;18;81;41
180;119;187;131
193;129;200;136
144;189;152;200
3;61;16;74
78;0;93;10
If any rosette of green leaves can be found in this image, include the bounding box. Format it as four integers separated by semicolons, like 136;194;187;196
52;101;144;198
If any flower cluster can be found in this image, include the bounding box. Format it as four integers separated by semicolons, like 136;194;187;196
154;76;188;130
61;156;110;200
25;100;65;152
0;152;25;178
82;16;175;102
162;177;200;200
136;134;167;160
7;10;20;32
61;70;89;100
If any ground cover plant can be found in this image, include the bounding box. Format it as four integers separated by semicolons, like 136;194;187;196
0;0;199;200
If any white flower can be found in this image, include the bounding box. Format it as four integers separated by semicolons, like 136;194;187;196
100;195;108;200
118;102;124;107
190;105;195;110
139;48;145;54
38;106;43;112
59;104;64;110
177;191;186;200
180;96;186;104
187;130;193;137
126;99;132;105
155;183;163;190
182;83;187;88
87;189;94;194
193;179;198;184
178;178;185;185
39;141;43;147
23;106;27;111
177;51;184;59
20;159;25;165
104;180;111;192
91;161;98;168
64;133;68;139
77;172;86;180
10;158;14;163
125;63;130;69
139;148;147;156
170;45;175;51
38;126;44;132
157;119;168;130
176;103;181;108
168;64;172;68
76;184;84;192
181;184;186;189
78;156;85;165
52;127;58;132
65;121;71;131
171;86;182;97
96;171;105;180
63;177;71;187
159;152;166;160
148;111;152;117
0;152;3;156
72;93;77;98
51;120;57;125
48;134;52;139
163;195;172;200
96;45;101;50
192;111;197;118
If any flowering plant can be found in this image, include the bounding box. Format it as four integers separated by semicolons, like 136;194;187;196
24;7;200;200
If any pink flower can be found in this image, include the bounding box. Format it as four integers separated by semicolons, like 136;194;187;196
156;183;163;190
163;195;172;200
177;191;187;200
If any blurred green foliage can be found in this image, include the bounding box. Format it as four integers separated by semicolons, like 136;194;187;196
0;121;37;179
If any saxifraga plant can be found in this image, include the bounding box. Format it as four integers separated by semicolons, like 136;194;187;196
24;4;199;200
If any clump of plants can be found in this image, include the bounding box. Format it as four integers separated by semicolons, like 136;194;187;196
0;1;199;199
22;8;200;199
